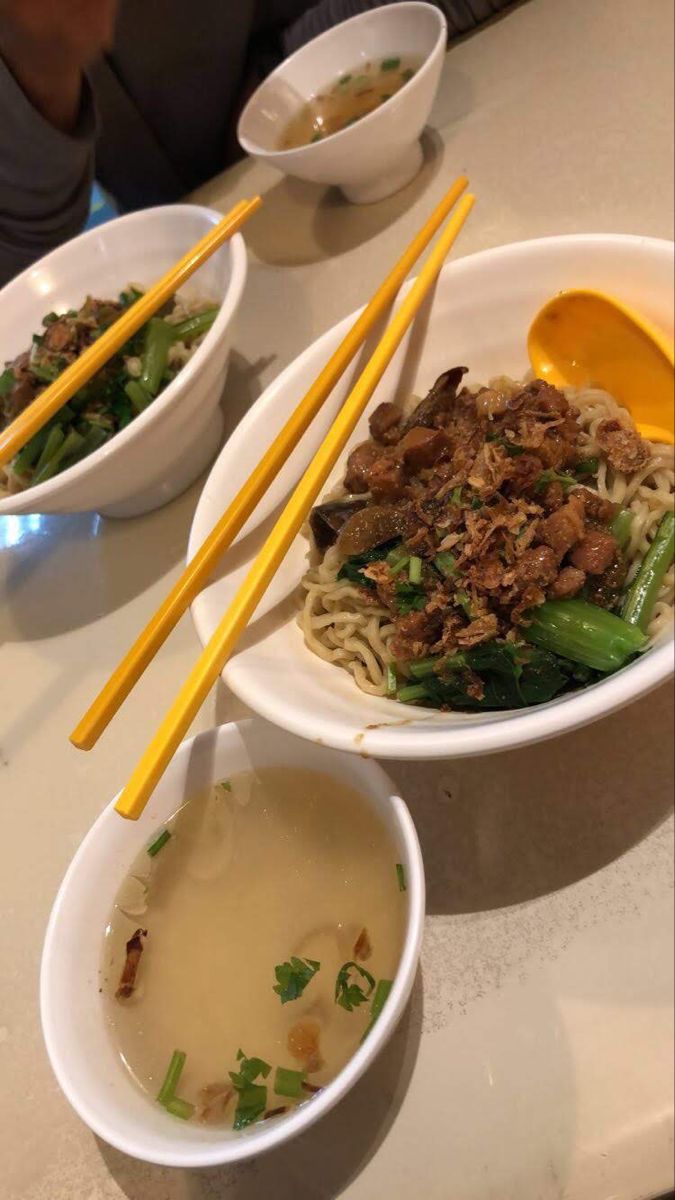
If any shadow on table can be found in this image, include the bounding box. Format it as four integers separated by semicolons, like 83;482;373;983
243;128;447;268
96;969;424;1200
389;681;675;916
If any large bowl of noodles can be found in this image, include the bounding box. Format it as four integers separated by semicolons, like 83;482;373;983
188;234;674;759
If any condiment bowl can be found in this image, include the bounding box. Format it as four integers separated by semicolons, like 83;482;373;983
188;233;674;760
40;719;424;1167
0;205;247;519
237;2;446;204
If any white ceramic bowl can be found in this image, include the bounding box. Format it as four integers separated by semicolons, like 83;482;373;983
0;205;247;518
188;233;674;760
237;2;446;204
40;719;424;1168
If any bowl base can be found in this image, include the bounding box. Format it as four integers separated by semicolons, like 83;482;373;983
340;140;424;205
99;409;225;519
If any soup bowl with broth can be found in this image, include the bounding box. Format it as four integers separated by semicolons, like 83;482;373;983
40;720;424;1167
237;2;446;204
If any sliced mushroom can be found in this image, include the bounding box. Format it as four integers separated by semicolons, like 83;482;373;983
336;505;407;557
309;497;368;552
400;366;468;433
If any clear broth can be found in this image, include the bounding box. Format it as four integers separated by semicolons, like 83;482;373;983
101;767;406;1127
280;56;421;148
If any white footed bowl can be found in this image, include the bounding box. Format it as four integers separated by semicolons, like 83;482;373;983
0;205;247;518
189;234;674;760
41;720;424;1167
238;2;446;204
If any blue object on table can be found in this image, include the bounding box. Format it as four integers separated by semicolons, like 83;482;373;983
86;182;119;229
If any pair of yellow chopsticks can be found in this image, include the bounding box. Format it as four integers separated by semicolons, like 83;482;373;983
0;197;262;470
69;176;475;820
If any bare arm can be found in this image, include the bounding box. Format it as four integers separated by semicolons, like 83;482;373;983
0;0;117;130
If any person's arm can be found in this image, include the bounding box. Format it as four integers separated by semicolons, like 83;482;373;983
0;0;118;286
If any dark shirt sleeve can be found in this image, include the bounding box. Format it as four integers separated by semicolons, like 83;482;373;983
283;0;513;52
0;58;96;287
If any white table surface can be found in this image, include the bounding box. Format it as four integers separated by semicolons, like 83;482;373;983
1;0;673;1197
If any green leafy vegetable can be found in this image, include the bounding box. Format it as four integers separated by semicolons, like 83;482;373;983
434;551;457;578
395;580;427;614
273;957;320;1004
274;1067;306;1099
232;1082;267;1130
217;779;232;793
230;1052;271;1085
147;828;171;857
381;57;401;70
610;509;633;550
411;641;571;711
396;863;406;892
335;961;376;1012
337;540;399;589
575;457;599;478
400;67;416;82
386;662;397;695
622;512;675;631
397;682;430;704
0;367;15;397
526;599;647;671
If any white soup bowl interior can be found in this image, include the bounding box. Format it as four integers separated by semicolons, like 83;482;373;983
40;719;424;1168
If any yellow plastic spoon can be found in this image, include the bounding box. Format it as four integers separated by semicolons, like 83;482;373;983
528;288;674;444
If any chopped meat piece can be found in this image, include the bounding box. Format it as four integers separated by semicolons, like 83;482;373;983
369;402;401;444
586;554;628;608
401;366;468;433
515;545;559;587
288;1019;323;1072
115;928;147;1000
474;387;510;418
512;378;570;416
596;418;650;473
43;318;75;353
197;1082;234;1123
506;453;545;494
537;430;578;469
541;480;565;511
548;566;586;599
570;528;618;575
366;455;407;501
469;555;504;590
398;426;448;471
572;486;618;524
353;927;372;961
344;442;381;493
538;495;586;555
456;613;499;646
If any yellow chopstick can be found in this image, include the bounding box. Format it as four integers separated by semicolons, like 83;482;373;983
70;175;470;751
0;197;262;470
113;192;475;820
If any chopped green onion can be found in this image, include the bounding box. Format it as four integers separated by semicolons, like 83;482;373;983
335;961;376;1011
470;496;483;510
400;67;416;82
125;379;152;413
147;828;171;857
157;1050;186;1105
62;425;108;467
33;425;64;476
450;486;463;505
338;73;352;85
169;307;219;344
408;555;422;584
611;509;634;550
386;662;397;695
217;779;232;793
397;682;429;704
165;1097;194;1120
310;132;323;143
273;957;320;1004
381;57;401;71
140;318;172;397
274;1067;306;1099
387;548;410;575
434;551;457;578
408;655;442;679
454;590;473;618
361;979;393;1041
396;863;406;892
0;367;15;397
32;429;84;484
11;425;50;474
622;512;675;631
31;361;60;384
525;598;647;671
576;457;599;477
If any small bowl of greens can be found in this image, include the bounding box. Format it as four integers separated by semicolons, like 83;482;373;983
0;204;247;518
40;719;424;1167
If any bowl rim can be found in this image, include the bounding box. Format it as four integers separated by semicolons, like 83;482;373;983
188;232;675;761
0;204;247;515
237;0;447;159
40;720;426;1167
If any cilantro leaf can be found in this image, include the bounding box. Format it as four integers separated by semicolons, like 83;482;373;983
232;1081;267;1130
335;961;376;1012
230;1052;271;1085
273;956;320;1004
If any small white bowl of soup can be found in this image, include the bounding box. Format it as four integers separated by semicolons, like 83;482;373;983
40;720;424;1167
237;2;447;204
